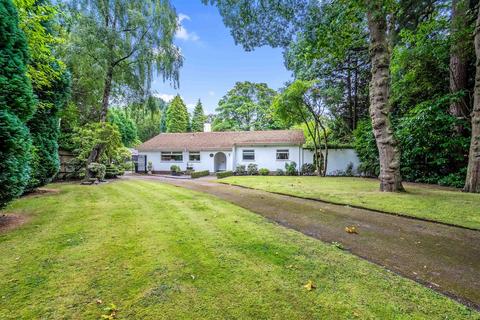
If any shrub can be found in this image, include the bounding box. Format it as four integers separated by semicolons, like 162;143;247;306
345;162;354;176
247;163;258;175
285;161;297;176
235;164;246;175
105;164;119;179
301;163;315;176
217;171;234;179
259;168;269;176
191;170;209;179
87;162;106;180
122;161;134;171
147;161;153;172
170;164;181;174
276;169;285;176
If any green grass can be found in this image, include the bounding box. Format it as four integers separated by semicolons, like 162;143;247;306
0;180;477;319
219;176;480;230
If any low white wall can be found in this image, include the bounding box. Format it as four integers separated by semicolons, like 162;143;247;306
234;145;302;172
302;148;360;175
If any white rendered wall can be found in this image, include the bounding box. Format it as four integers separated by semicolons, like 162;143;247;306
302;148;360;175
234;145;302;172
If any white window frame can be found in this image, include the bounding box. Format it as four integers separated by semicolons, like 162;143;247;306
242;149;255;161
276;149;289;160
161;151;183;162
189;151;201;162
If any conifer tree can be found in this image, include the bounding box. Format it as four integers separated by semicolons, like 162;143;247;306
191;100;206;132
0;0;36;207
166;95;189;133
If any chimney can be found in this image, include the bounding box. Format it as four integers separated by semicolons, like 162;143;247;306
204;123;212;132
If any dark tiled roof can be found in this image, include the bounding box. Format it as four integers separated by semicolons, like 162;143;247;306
137;130;305;151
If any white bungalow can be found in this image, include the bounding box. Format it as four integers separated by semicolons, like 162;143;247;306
136;124;359;174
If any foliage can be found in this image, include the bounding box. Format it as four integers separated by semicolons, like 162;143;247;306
72;122;123;166
166;95;189;133
216;171;234;179
87;162;106;180
191;170;210;179
0;0;36;207
395;96;469;187
235;164;246;176
64;0;183;122
275;169;285;176
259;168;269;176
301;163;315;176
26;67;71;191
213;81;282;131
147;161;153;172
285;162;297;176
353;120;379;177
191;99;206;132
105;164;122;179
170;164;181;173
108;109;139;147
274;80;330;175
247;163;258;175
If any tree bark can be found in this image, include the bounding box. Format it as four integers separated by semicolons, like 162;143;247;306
449;0;469;132
464;8;480;193
367;7;405;192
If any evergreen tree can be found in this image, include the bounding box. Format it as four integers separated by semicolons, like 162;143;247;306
166;95;189;133
14;0;71;191
0;0;36;207
191;100;206;132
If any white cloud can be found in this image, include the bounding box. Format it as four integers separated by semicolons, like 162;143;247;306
175;13;200;42
208;91;215;96
153;93;175;102
186;103;196;112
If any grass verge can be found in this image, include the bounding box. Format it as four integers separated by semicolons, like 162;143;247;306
219;176;480;230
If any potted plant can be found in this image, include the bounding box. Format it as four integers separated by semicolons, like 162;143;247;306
147;161;153;174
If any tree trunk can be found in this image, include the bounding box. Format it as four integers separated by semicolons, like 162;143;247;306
449;0;469;132
464;8;480;193
99;64;114;123
86;64;114;166
367;7;405;192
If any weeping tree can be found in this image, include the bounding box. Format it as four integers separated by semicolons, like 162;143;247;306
274;80;330;176
66;0;183;163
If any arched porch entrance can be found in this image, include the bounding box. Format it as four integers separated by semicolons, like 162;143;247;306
214;152;227;172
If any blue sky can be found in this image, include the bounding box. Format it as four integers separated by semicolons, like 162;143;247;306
151;1;292;114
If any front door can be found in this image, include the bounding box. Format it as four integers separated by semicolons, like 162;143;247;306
214;152;226;172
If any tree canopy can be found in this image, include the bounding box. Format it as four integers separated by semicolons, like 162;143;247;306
166;95;189;133
213;81;282;131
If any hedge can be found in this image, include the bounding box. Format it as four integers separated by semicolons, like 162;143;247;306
216;171;234;179
191;170;209;179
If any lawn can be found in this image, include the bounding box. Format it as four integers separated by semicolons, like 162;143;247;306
0;180;477;319
219;176;480;230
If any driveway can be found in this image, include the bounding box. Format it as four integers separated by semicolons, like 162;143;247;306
125;175;480;310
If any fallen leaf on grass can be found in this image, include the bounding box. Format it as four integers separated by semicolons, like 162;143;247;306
96;299;103;304
345;226;358;234
304;280;316;291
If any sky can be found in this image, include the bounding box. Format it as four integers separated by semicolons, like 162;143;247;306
151;0;293;114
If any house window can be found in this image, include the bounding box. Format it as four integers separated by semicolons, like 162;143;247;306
242;149;255;161
161;151;183;162
189;152;200;162
276;149;289;160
